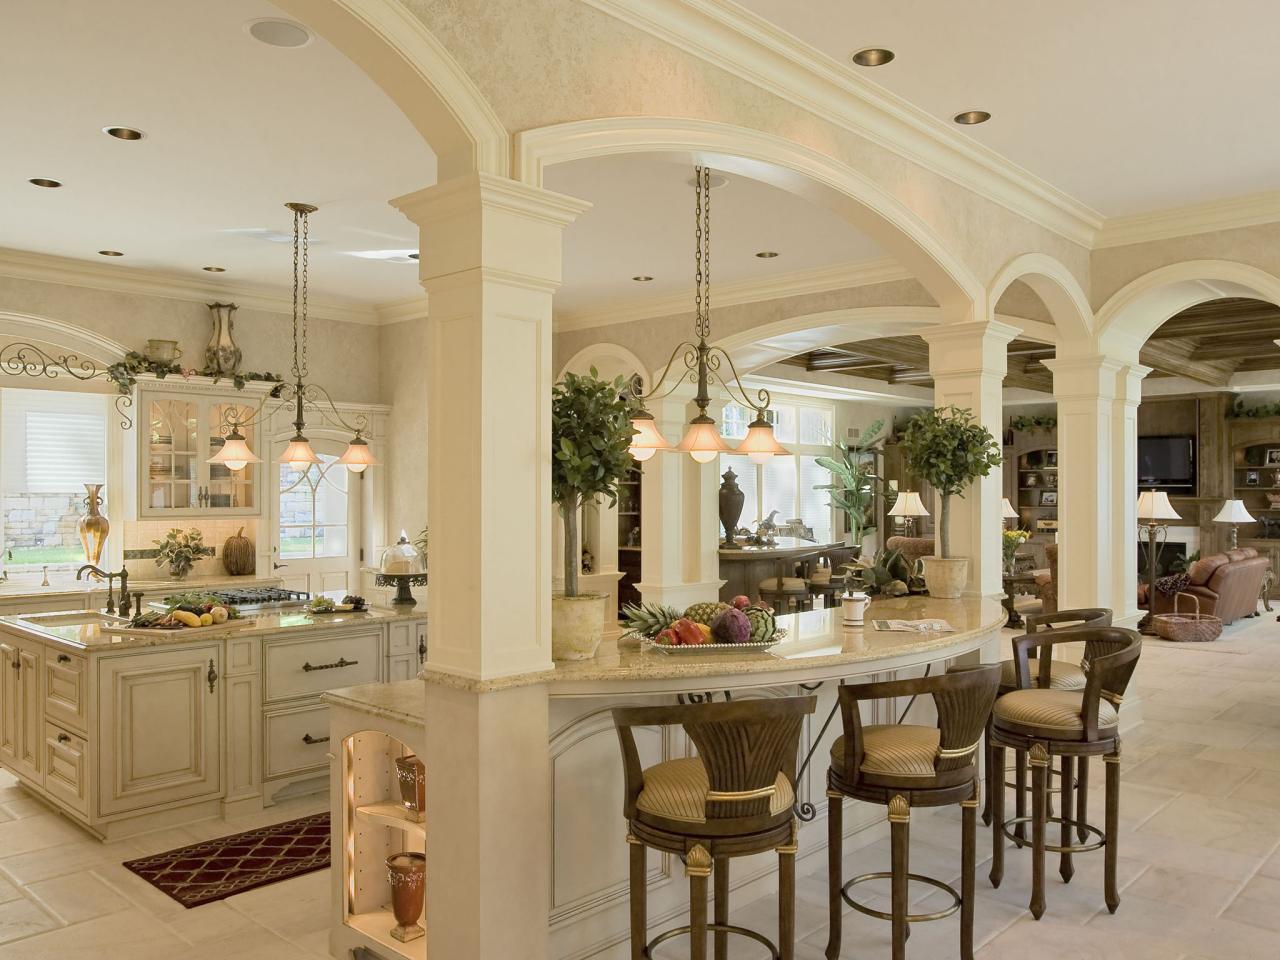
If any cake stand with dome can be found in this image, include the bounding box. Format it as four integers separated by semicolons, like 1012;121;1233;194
376;532;428;608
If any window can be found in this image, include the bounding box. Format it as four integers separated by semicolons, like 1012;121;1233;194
798;407;833;446
719;403;752;440
1;388;109;570
279;455;349;559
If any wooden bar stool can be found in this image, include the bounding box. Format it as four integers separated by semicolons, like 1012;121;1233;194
989;626;1141;919
759;556;815;613
613;696;817;960
982;608;1112;837
825;664;1001;960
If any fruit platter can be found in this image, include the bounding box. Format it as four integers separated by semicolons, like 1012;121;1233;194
308;595;369;614
102;591;247;638
621;596;786;654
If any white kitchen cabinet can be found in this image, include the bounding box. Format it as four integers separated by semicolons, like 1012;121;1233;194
96;644;222;817
0;637;43;785
0;640;20;771
386;620;426;681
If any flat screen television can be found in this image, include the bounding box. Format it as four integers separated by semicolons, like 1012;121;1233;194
1137;435;1195;493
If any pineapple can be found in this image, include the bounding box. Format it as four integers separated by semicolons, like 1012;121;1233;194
683;601;730;626
620;602;682;640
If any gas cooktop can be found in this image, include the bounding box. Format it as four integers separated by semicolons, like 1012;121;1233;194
158;587;311;613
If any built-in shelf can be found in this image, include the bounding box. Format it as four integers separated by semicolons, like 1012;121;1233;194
346;909;420;960
356;801;426;840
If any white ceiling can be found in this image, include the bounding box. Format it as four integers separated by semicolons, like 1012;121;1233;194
734;0;1280;217
545;156;884;318
0;0;434;305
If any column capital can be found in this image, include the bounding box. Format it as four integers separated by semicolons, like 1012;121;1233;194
392;171;592;229
919;318;1022;350
923;318;1021;380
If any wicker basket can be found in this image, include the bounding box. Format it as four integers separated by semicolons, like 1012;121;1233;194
1152;592;1223;643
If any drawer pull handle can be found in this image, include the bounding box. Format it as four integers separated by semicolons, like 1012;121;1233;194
57;654;72;665
302;657;358;673
302;733;330;745
56;733;71;744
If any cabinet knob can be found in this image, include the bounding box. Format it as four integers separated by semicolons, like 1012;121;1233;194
57;654;71;665
10;658;19;671
56;733;71;744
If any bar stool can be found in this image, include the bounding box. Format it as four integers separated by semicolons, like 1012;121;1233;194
759;556;815;613
613;695;817;960
982;608;1112;837
825;664;1001;960
989;626;1142;919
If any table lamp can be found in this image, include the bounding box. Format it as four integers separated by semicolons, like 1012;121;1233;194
1001;497;1020;529
1212;499;1254;551
888;491;930;537
1137;490;1180;633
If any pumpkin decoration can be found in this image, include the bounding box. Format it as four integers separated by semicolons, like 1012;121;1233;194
222;527;255;576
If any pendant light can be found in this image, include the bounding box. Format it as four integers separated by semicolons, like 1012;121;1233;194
627;167;788;464
208;427;262;472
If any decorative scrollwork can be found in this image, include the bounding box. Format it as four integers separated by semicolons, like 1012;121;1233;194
1;342;101;382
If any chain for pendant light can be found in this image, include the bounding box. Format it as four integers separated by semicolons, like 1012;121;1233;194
290;204;311;382
694;165;712;342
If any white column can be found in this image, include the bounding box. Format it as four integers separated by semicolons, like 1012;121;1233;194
922;320;1019;596
1112;363;1150;626
393;173;589;681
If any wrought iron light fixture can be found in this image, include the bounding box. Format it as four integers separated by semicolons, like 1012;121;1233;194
627;167;788;465
207;202;379;474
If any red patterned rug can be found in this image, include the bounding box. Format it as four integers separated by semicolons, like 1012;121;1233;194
123;812;330;908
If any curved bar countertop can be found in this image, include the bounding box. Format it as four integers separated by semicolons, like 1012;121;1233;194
423;594;1008;697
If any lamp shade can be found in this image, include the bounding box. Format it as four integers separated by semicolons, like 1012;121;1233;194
1001;497;1020;519
337;436;379;473
888;491;930;518
1213;499;1255;524
207;429;261;471
1136;490;1180;521
736;416;790;464
280;435;322;467
675;417;733;464
628;410;672;462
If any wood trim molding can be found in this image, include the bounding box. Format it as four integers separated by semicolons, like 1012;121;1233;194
1096;190;1280;249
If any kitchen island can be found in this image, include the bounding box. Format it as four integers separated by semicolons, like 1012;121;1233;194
0;600;426;840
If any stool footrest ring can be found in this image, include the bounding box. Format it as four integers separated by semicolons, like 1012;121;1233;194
999;815;1106;853
840;871;961;923
643;922;779;960
1003;761;1074;795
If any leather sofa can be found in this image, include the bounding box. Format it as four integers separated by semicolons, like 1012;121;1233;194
1142;548;1272;626
885;536;935;569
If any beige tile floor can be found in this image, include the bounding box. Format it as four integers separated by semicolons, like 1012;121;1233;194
0;611;1277;958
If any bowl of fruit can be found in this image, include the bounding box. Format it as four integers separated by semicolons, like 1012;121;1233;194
621;596;784;654
127;592;240;632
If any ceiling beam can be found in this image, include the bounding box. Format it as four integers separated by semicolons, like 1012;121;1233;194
1149;317;1280;341
1139;338;1236;387
1191;339;1280;362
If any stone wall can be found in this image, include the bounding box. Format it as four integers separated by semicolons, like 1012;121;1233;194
3;493;81;550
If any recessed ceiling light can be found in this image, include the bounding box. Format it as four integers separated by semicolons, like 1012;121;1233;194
686;174;728;189
409;253;419;260
954;110;991;125
28;178;62;188
755;251;780;259
98;250;123;257
246;18;312;48
103;126;145;141
632;275;654;282
202;266;226;273
852;48;895;67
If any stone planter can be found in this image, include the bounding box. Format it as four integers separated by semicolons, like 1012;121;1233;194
920;557;968;599
551;593;608;661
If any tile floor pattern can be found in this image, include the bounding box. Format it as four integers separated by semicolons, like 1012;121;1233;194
0;613;1278;957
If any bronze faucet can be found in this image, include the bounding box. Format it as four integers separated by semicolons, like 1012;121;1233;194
76;564;130;617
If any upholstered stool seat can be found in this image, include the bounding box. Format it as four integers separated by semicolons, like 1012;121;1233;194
830;725;941;781
992;690;1118;740
998;658;1086;690
636;757;795;825
759;577;808;593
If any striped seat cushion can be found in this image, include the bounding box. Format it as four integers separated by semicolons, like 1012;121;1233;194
635;757;794;824
999;658;1087;691
759;578;808;593
993;689;1118;737
831;724;940;778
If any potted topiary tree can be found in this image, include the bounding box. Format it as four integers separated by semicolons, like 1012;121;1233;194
814;419;884;554
899;405;1003;598
551;369;637;660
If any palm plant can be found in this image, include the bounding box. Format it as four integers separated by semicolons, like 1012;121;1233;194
814;419;885;548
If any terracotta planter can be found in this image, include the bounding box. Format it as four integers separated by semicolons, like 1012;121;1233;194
395;754;425;823
386;852;425;942
551;593;607;661
920;557;968;599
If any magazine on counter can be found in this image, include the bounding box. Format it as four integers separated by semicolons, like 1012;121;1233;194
871;619;956;634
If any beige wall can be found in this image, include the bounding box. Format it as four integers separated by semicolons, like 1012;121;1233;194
378;318;428;540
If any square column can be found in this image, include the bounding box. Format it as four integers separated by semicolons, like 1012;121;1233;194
1112;364;1150;625
922;320;1019;596
393;173;590;681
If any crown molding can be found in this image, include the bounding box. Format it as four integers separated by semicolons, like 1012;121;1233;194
375;295;430;325
580;0;1102;246
1095;190;1280;249
554;256;912;333
0;246;383;326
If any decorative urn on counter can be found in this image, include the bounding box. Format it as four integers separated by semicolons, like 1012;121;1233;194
376;531;427;607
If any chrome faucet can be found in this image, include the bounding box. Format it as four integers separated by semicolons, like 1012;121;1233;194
76;564;129;616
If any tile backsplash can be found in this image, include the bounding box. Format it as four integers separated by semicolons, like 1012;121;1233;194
123;519;261;578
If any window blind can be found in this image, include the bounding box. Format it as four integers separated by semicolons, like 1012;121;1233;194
24;411;107;492
798;455;833;543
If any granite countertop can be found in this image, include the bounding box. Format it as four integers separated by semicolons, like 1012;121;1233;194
422;594;1008;694
0;573;282;601
718;538;843;558
323;680;424;725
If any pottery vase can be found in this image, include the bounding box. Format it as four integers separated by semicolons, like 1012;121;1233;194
551;593;607;660
77;484;109;566
718;467;745;546
386;852;426;942
920;556;969;600
205;302;242;376
394;754;426;823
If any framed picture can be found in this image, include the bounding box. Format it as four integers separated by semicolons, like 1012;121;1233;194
1246;470;1261;486
1046;450;1058;468
1266;449;1280;467
1039;490;1058;507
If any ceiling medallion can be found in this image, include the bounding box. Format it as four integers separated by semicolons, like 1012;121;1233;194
627;167;789;465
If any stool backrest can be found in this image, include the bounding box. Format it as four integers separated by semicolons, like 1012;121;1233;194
1021;608;1112;687
1013;626;1141;740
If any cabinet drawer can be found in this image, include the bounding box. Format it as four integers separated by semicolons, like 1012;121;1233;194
44;650;88;734
263;703;331;780
43;723;88;817
264;631;381;702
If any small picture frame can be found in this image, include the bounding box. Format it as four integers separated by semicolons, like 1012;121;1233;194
1266;449;1280;467
1039;490;1058;507
1045;450;1058;468
1246;470;1261;486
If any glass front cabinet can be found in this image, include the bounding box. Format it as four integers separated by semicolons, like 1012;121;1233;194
139;387;264;518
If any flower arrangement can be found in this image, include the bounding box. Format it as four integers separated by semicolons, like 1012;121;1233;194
154;528;215;579
1002;528;1030;571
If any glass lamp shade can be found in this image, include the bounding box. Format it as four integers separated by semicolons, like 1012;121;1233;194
380;530;427;575
628;411;672;461
1001;497;1020;519
1212;499;1255;524
736;417;790;465
337;437;379;473
888;491;930;518
1136;490;1180;521
675;418;733;464
207;431;261;472
280;435;322;468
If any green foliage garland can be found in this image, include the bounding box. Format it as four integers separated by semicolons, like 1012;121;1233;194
1228;399;1280;419
106;351;282;395
1009;414;1057;432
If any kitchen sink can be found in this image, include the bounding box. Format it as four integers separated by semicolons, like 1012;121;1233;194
16;611;129;627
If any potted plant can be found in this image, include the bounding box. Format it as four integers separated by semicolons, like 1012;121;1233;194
814;419;884;553
552;370;636;661
899;406;1003;598
154;528;214;580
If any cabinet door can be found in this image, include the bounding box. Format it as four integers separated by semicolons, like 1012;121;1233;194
0;641;18;767
143;395;200;513
97;645;221;817
14;641;42;784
